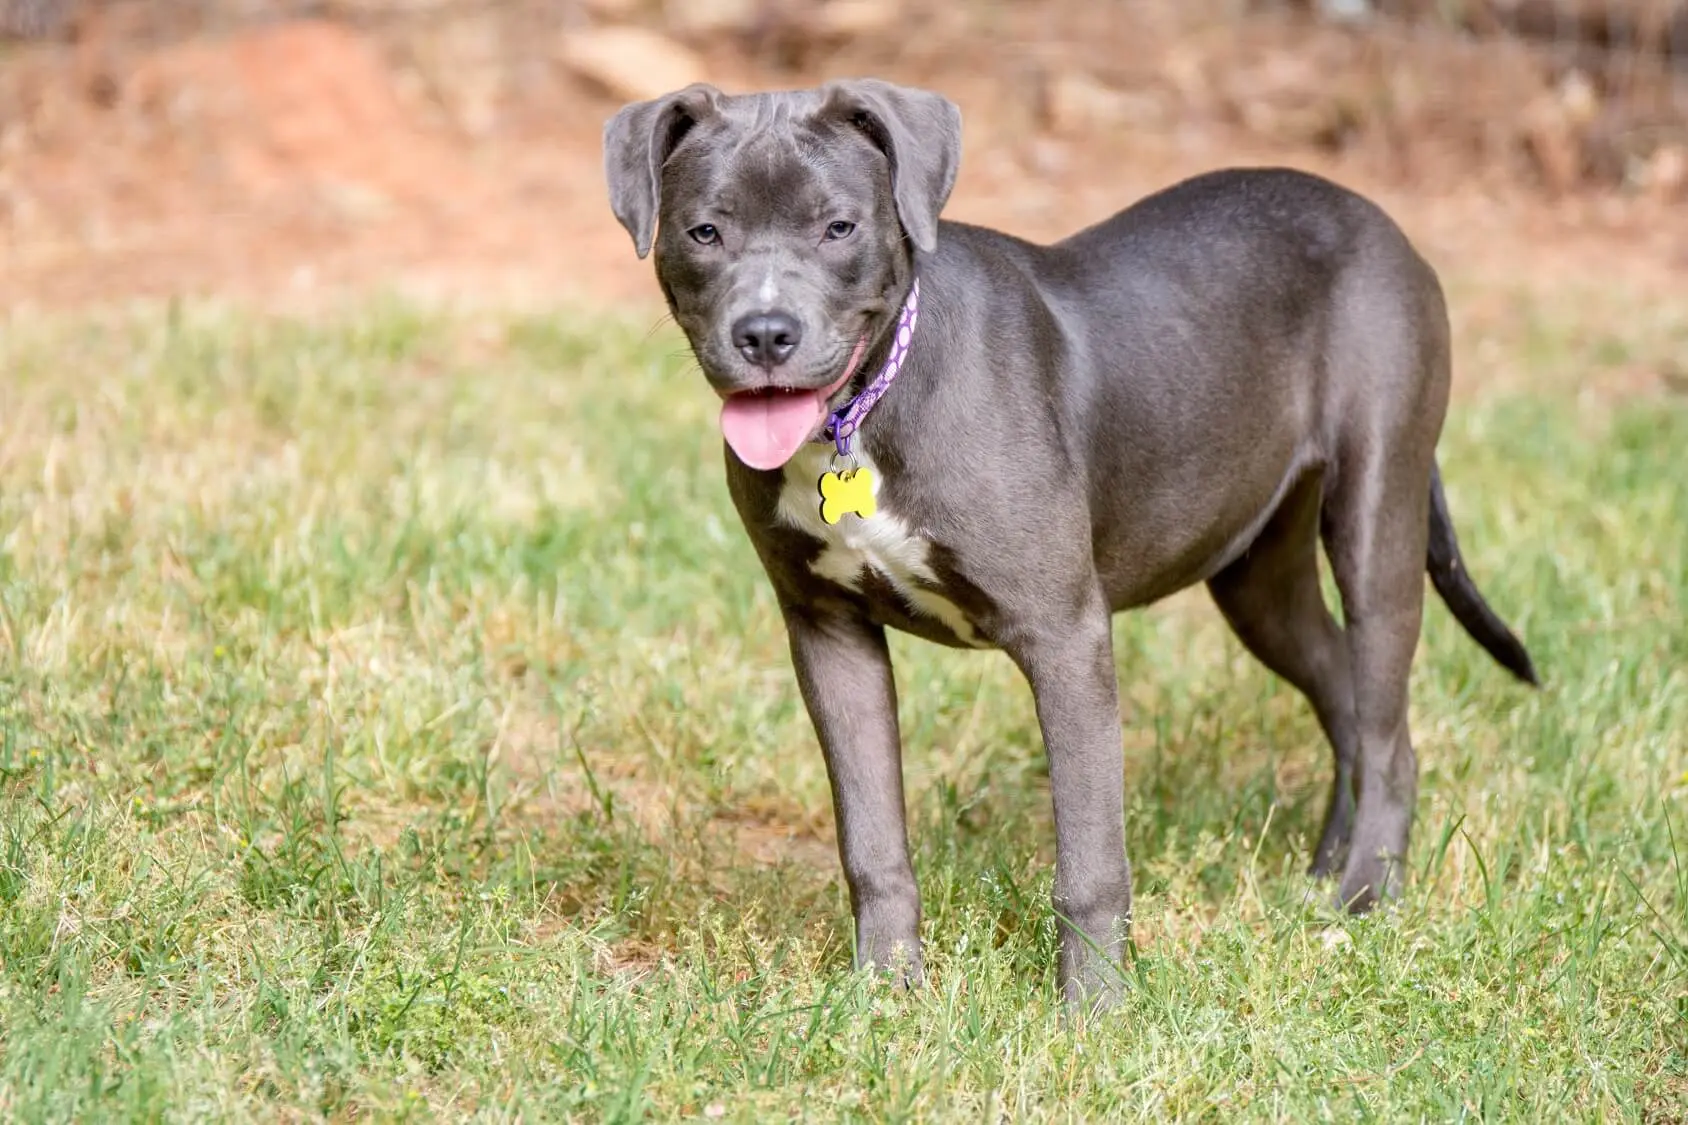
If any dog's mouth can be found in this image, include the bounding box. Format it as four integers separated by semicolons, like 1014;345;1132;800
718;337;867;470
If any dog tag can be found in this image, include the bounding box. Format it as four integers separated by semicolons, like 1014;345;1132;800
818;467;877;524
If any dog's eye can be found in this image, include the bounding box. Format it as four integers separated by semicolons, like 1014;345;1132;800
825;220;856;241
688;224;720;245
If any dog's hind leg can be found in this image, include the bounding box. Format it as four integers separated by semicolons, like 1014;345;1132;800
1320;413;1439;911
1208;470;1361;878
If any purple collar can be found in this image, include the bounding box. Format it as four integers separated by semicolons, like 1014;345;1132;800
817;278;920;458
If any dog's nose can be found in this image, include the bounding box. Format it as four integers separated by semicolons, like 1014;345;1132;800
732;311;803;368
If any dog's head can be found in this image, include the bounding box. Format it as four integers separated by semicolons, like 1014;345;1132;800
603;79;961;469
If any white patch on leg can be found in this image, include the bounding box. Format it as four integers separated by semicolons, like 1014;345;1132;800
775;445;986;647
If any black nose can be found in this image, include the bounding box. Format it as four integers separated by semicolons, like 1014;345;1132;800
732;311;803;368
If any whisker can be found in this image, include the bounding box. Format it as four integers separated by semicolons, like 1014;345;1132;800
643;313;678;344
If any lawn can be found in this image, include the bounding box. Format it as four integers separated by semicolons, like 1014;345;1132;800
0;285;1684;1122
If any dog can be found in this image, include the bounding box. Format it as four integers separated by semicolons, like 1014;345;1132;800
602;78;1537;1009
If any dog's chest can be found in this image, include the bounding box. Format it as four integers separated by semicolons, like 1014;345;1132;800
774;446;985;648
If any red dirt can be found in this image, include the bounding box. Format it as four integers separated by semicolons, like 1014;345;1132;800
1;4;1684;318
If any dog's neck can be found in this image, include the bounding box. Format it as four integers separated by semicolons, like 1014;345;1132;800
818;276;921;459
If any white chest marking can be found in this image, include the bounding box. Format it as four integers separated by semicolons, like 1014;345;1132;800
775;445;984;647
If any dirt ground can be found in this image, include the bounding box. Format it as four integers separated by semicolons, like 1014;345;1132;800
2;1;1686;318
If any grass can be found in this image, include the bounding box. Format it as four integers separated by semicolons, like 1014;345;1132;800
0;284;1684;1123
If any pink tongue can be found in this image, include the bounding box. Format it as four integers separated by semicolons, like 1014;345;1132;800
720;389;828;470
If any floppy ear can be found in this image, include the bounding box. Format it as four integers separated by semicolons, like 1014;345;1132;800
819;79;962;254
602;84;722;259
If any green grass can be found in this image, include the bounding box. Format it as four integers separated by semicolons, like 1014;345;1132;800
0;289;1684;1123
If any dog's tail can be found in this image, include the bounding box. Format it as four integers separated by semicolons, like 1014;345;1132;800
1425;462;1539;686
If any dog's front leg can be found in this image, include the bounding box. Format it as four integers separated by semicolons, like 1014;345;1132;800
784;602;923;984
1008;597;1132;1013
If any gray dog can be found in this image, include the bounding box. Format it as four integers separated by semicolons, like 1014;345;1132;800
602;79;1537;1009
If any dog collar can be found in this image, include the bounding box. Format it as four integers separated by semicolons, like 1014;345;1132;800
818;278;920;458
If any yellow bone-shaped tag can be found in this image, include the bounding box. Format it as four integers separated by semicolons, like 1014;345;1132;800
818;467;877;525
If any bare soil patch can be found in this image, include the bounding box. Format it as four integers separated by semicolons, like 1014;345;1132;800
1;1;1683;319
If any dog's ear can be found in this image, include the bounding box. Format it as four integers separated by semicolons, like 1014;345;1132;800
603;84;722;259
819;79;962;255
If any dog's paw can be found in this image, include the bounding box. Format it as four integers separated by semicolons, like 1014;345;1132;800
1058;925;1131;1023
856;938;923;989
1061;958;1129;1023
1335;851;1406;914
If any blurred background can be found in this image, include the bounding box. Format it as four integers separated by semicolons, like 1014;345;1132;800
2;0;1685;313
